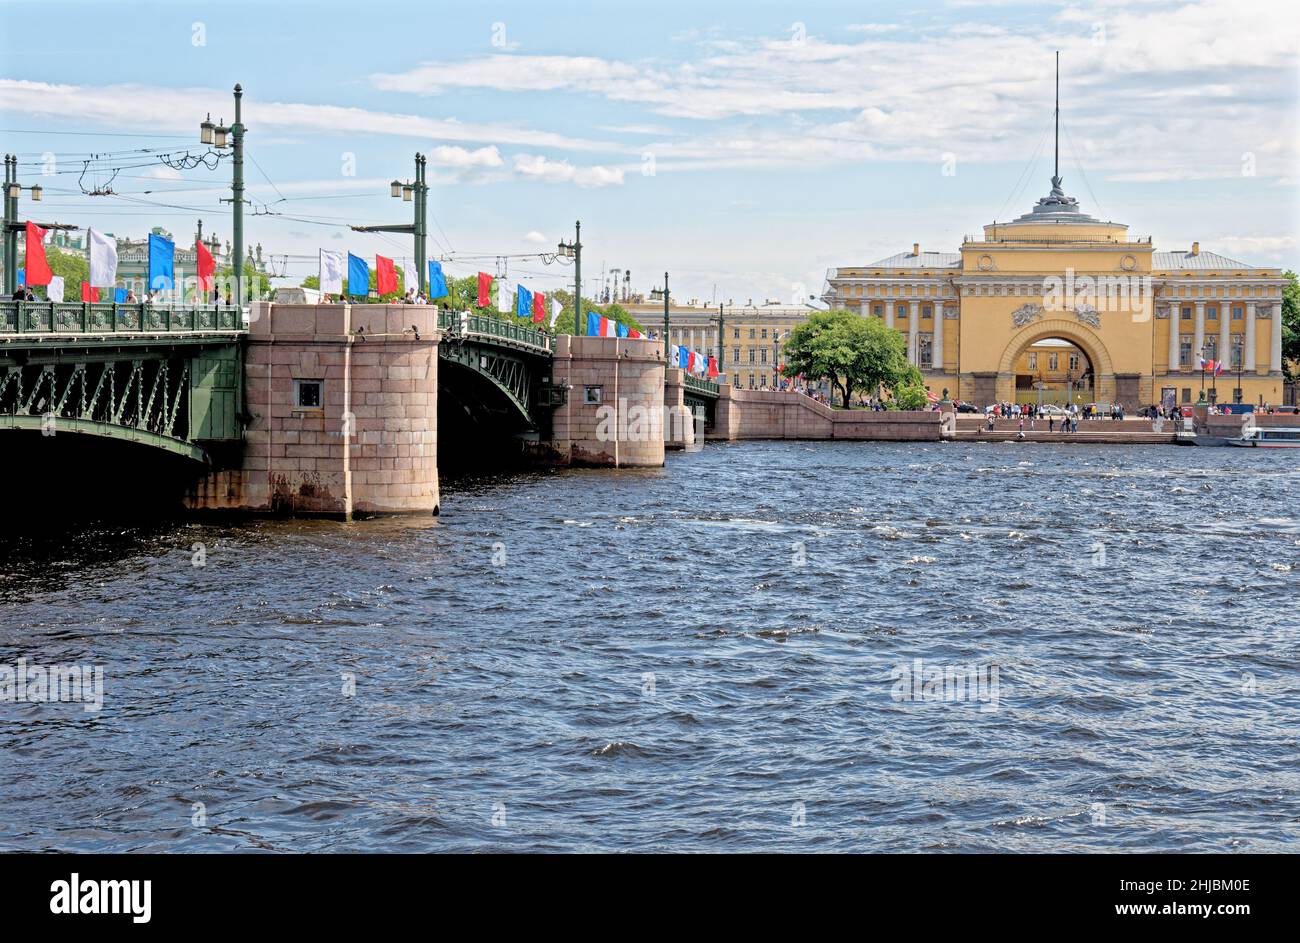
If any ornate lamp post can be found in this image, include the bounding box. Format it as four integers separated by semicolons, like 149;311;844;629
557;222;582;335
3;153;46;296
350;153;428;296
199;84;244;306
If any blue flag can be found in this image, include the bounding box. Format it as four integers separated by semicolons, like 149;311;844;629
617;323;629;338
16;269;23;287
586;311;600;336
347;253;369;296
114;288;128;303
516;284;530;317
148;233;175;291
678;346;689;369
427;260;448;300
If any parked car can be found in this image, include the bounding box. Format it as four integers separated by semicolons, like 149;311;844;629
954;401;979;413
1037;404;1068;416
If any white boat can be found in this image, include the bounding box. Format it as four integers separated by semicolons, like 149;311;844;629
1228;423;1300;448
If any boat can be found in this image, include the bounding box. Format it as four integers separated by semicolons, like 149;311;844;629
1228;422;1300;448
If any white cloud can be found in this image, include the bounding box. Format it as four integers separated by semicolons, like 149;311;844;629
523;230;547;244
512;154;625;187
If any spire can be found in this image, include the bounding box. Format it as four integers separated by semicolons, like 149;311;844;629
1007;52;1095;224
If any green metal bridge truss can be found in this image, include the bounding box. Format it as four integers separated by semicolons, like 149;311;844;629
0;302;245;463
436;311;562;429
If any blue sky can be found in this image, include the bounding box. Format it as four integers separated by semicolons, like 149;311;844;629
2;0;1297;303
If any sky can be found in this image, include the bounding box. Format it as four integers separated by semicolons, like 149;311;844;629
2;0;1298;304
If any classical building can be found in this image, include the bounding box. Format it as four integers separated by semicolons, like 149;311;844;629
824;70;1288;409
626;297;829;393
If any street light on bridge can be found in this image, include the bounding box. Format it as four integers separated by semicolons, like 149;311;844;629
197;84;245;307
557;222;582;336
351;154;428;296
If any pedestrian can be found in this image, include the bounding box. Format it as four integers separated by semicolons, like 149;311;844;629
1048;414;1055;433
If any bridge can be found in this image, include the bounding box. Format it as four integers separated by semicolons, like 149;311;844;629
1;299;720;517
0;300;245;469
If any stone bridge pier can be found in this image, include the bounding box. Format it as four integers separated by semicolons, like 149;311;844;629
188;303;440;518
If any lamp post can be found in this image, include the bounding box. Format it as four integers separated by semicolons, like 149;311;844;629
661;272;670;359
3;153;45;296
350;153;428;297
557;222;582;335
714;302;726;381
199;84;245;307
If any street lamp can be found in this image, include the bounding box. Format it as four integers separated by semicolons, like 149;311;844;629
557;221;582;335
2;153;66;296
197;86;245;307
351;154;429;296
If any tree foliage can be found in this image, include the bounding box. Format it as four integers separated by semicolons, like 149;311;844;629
1282;270;1298;381
782;308;915;408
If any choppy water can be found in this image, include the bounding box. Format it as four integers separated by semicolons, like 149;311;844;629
2;441;1298;852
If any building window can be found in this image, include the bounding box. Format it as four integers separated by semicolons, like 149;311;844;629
748;349;756;363
759;375;768;389
1207;306;1218;320
1181;387;1192;403
1049;353;1059;371
760;348;768;364
1231;335;1244;369
1028;352;1038;370
733;374;741;388
584;385;603;404
1232;306;1244;320
873;304;883;317
919;335;932;369
1180;306;1192;320
732;349;740;363
748;374;755;389
760;328;768;340
1179;337;1192;367
922;305;932;319
1069;353;1080;372
748;328;756;339
896;303;907;320
294;379;323;410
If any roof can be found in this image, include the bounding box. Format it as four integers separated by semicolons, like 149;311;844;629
860;251;961;270
1152;250;1255;271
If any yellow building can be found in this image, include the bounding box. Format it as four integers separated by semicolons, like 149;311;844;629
825;182;1287;409
627;296;829;392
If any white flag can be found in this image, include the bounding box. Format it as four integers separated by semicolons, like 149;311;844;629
550;297;563;328
497;279;513;314
87;228;117;288
319;249;344;295
47;275;64;302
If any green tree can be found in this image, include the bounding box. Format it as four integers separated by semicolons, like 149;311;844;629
782;308;912;408
889;365;929;410
1282;269;1298;381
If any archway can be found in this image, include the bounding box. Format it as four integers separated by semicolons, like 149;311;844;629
994;318;1115;406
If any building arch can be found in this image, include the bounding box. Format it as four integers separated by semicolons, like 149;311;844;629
994;318;1116;404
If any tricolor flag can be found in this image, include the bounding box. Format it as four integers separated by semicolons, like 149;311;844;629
376;255;398;296
196;238;216;294
427;261;449;300
347;253;369;296
147;232;174;292
24;222;52;287
477;271;493;307
532;290;546;323
319;249;345;295
88;228;117;288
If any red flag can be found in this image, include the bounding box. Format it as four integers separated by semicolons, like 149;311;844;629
24;222;51;286
376;255;398;295
477;272;492;307
195;239;215;293
80;281;99;302
708;356;719;379
532;291;545;323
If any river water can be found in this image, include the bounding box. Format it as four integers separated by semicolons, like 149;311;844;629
2;441;1297;852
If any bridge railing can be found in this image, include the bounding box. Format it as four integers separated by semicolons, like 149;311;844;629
683;373;720;397
0;301;243;335
437;310;554;352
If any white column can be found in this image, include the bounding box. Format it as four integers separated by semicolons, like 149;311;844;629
1168;301;1180;373
932;306;945;372
1193;301;1205;365
908;301;920;365
1245;301;1257;371
885;302;895;329
1271;302;1284;373
1218;301;1230;364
